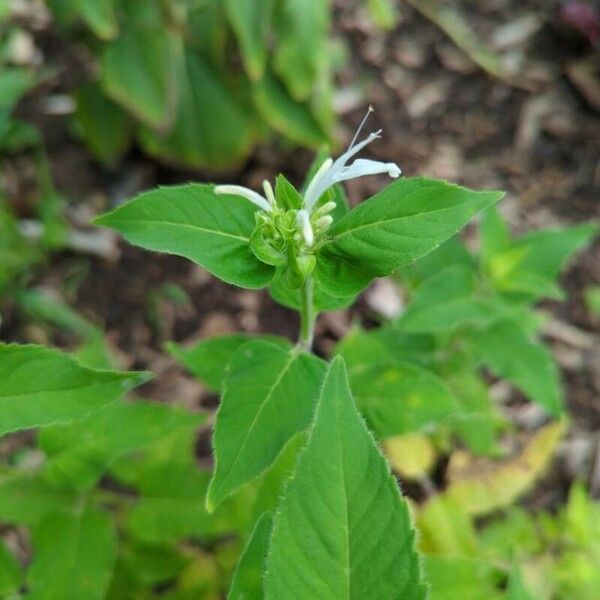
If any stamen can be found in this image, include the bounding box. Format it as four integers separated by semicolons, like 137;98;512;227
262;180;276;206
349;105;374;150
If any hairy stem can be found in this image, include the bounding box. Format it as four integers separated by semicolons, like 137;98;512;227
298;277;316;351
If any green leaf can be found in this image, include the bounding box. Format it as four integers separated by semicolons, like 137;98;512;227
75;81;130;166
399;236;473;290
334;326;435;371
17;287;98;338
273;0;329;101
0;474;76;526
253;72;327;147
95;184;275;289
0;540;22;595
399;265;494;332
102;26;179;128
126;464;241;544
269;270;356;312
264;357;426;600
424;555;504;600
228;511;272;600
316;177;504;296
444;371;499;455
475;319;563;415
207;341;325;510
0;68;36;112
139;51;256;169
167;334;291;391
78;0;118;40
38;400;204;489
225;0;273;80
584;285;600;316
274;174;303;210
510;223;597;281
28;507;117;600
507;565;536;600
349;360;461;438
367;0;398;29
0;343;149;436
479;205;510;261
0;203;41;293
120;541;186;588
417;495;478;555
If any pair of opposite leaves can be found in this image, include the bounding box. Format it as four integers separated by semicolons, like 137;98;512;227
94;177;503;299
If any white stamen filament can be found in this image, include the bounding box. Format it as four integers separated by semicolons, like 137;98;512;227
296;209;314;247
349;104;374;149
215;185;272;213
262;180;276;206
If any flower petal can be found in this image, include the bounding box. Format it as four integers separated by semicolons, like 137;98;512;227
296;209;314;247
333;158;401;183
215;185;272;212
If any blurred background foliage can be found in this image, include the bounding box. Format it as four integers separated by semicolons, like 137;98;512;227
1;0;600;598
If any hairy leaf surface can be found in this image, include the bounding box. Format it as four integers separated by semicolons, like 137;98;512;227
207;341;325;510
316;177;503;296
228;511;272;600
264;357;426;599
95;184;274;289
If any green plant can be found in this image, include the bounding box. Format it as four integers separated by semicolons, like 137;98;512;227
44;0;337;169
334;202;596;456
0;113;596;597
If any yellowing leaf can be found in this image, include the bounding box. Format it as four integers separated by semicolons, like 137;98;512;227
445;420;566;516
417;495;478;556
384;433;437;480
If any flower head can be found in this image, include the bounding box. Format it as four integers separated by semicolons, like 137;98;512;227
303;106;401;212
214;106;400;220
214;107;400;280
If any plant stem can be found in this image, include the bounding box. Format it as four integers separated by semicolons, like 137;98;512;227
298;276;316;351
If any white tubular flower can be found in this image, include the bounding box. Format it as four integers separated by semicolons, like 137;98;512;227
303;108;401;213
296;209;314;247
214;185;272;213
262;180;276;206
